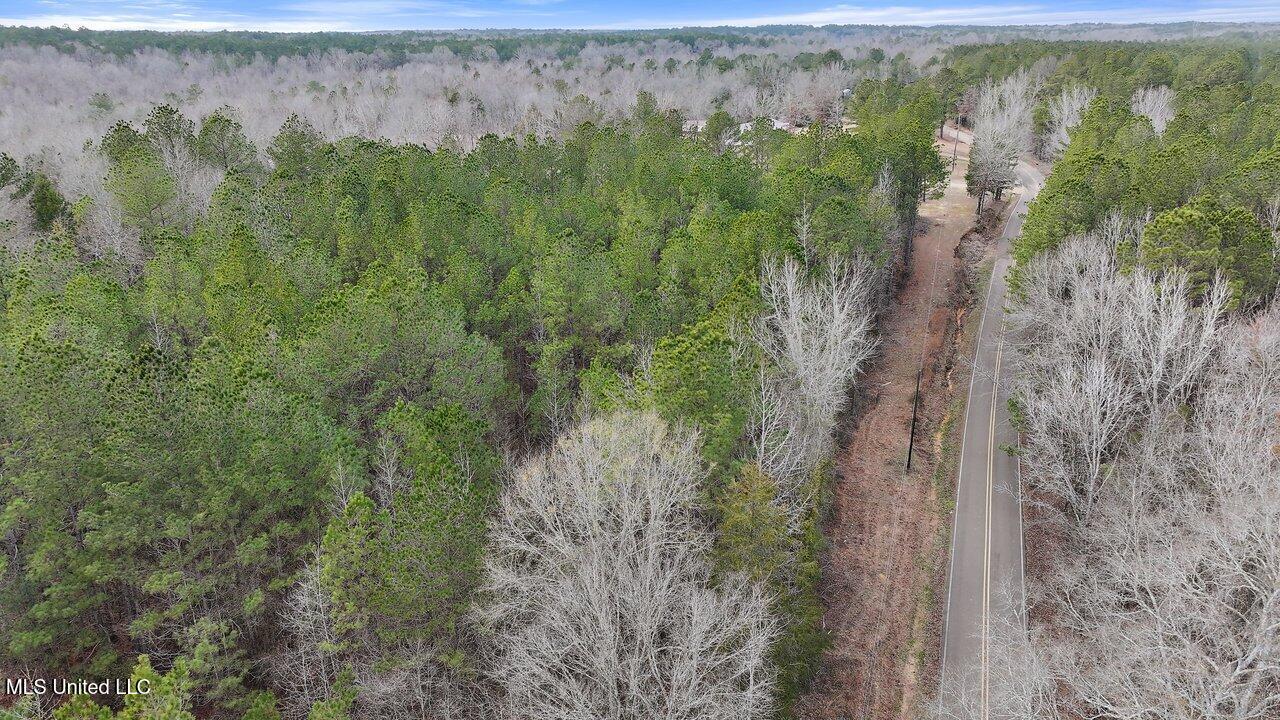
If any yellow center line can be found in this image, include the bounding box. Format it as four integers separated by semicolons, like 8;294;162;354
982;324;1005;720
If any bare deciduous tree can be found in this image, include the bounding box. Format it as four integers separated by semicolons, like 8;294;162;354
272;561;343;720
1043;84;1097;160
969;70;1038;212
481;411;777;720
751;256;877;514
1131;85;1176;136
1013;234;1280;720
1263;190;1280;267
1035;320;1280;718
1010;233;1227;524
158;141;223;232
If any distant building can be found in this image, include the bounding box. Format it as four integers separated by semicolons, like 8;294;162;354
683;117;801;141
681;119;707;134
736;118;802;134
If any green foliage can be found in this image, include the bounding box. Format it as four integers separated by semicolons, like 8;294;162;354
241;693;282;720
115;656;196;720
267;114;328;181
1006;45;1280;299
289;260;506;433
143;105;195;158
0;152;18;190
649;318;747;471
1228;133;1280;212
1;698;42;720
715;464;793;585
195;109;261;174
305;671;356;720
52;696;115;720
203;223;301;342
320;400;495;645
1139;195;1275;306
2;84;938;712
714;463;829;717
101;121;147;164
774;482;831;714
0;306;345;693
29;173;68;232
106;145;178;233
52;656;195;720
794;48;845;70
142;227;211;341
88;91;115;114
702;109;738;152
853;83;948;216
181;617;248;706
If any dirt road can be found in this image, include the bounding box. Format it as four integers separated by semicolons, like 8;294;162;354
795;125;980;720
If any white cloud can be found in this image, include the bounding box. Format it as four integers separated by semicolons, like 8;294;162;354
0;0;539;30
276;0;503;17
0;12;351;31
2;0;1279;31
593;0;1280;29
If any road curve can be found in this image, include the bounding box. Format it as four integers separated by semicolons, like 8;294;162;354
939;145;1045;718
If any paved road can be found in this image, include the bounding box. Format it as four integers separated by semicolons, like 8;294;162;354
939;149;1045;718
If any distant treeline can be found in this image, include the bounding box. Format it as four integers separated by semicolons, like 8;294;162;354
0;26;774;63
3;23;1278;64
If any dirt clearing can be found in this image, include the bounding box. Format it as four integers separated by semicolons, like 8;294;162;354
794;127;989;720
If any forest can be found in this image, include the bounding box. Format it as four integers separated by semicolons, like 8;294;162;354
968;39;1280;720
0;22;1278;720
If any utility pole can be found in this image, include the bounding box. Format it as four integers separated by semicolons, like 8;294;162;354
906;368;921;471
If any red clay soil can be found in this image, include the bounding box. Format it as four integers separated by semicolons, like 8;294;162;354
794;127;982;720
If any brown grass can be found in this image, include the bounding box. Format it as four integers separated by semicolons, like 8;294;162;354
794;127;989;720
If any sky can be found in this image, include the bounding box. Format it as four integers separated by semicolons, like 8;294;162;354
1;0;1279;32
